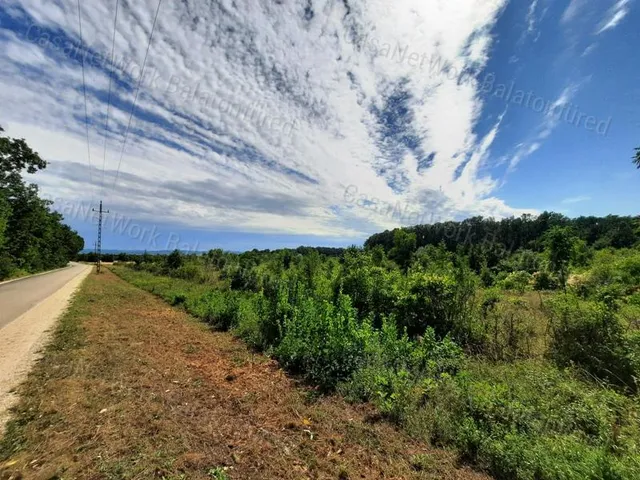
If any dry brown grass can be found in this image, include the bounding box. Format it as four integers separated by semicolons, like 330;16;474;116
0;270;489;480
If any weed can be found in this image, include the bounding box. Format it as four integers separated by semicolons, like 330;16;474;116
410;453;435;472
183;343;199;354
208;466;231;479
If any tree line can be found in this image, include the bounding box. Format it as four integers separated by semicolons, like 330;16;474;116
365;212;639;269
0;127;84;280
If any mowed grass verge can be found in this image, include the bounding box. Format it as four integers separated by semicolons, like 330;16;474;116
0;268;488;480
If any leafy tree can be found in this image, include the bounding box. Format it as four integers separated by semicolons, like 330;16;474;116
634;147;640;169
0;127;83;279
370;244;386;266
412;244;453;273
570;238;592;267
166;249;184;270
544;226;575;291
0;192;10;250
389;229;416;271
607;221;636;248
206;248;225;269
0;126;47;196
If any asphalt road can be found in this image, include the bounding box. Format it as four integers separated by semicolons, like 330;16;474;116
0;263;89;329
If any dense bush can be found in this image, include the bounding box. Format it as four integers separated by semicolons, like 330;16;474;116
398;272;458;337
398;263;478;341
410;362;640;480
233;294;269;349
546;295;638;392
533;270;558;290
574;248;640;297
478;295;539;360
275;294;374;390
497;270;533;293
342;323;463;422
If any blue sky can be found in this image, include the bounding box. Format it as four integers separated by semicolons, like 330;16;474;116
0;0;638;251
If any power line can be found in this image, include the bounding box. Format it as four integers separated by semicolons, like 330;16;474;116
109;0;163;197
76;0;94;190
100;0;120;197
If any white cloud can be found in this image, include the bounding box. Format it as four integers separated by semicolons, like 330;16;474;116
0;0;535;242
561;0;586;23
507;82;581;171
517;0;544;44
596;0;631;34
581;42;598;56
527;0;540;33
562;195;591;204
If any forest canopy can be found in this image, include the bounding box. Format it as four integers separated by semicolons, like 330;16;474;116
365;212;639;261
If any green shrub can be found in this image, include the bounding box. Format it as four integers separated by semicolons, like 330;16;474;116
498;271;533;293
420;362;640;480
170;292;187;306
174;263;205;282
618;253;640;287
165;249;183;270
342;322;463;422
625;330;640;381
185;290;225;325
546;296;637;391
475;433;640;480
233;295;268;349
275;294;373;390
398;273;460;338
0;255;17;279
111;255;640;480
338;262;402;326
479;297;539;360
585;249;640;296
533;270;558;290
480;264;495;287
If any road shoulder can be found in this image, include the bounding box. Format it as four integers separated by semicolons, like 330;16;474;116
0;264;91;433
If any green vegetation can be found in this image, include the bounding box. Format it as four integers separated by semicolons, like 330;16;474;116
0;127;84;279
112;213;640;479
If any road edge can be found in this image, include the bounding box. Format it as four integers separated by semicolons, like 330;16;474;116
0;264;77;287
0;264;92;436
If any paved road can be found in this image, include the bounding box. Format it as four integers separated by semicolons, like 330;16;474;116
0;263;90;329
0;262;92;433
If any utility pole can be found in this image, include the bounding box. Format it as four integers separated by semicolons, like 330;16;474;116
92;201;109;273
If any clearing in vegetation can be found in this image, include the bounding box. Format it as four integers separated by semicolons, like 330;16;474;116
0;268;486;480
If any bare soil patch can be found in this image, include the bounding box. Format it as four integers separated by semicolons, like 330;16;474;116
0;269;488;480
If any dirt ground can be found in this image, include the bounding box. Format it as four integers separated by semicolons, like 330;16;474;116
0;269;489;480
